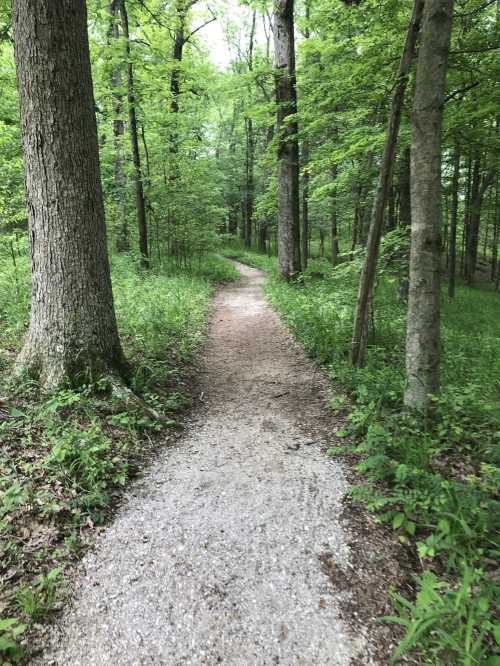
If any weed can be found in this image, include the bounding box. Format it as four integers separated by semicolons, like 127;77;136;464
0;617;26;664
15;568;61;622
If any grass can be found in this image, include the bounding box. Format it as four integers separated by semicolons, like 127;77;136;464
222;237;500;665
0;235;237;662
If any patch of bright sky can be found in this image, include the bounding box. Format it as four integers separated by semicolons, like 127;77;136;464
194;0;268;70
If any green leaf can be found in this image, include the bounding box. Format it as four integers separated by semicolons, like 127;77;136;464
392;512;405;530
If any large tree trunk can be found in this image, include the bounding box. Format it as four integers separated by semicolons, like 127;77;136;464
108;0;129;252
12;0;126;390
448;143;460;298
274;0;301;279
351;0;424;367
404;0;454;410
120;0;148;267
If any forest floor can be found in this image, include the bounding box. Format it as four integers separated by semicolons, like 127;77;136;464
34;261;412;666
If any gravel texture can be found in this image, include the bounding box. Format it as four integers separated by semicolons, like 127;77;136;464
36;262;375;666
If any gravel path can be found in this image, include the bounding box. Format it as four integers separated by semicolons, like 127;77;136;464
37;261;374;666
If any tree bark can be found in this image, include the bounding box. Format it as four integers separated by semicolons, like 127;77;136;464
350;0;424;367
331;164;339;267
491;175;499;282
448;143;460;298
244;115;254;248
12;0;126;390
258;220;268;253
465;157;493;284
404;0;454;410
108;1;129;252
302;141;310;269
301;0;311;270
274;0;301;279
120;0;148;267
244;11;256;249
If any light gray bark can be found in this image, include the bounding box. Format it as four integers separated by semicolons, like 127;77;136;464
404;0;454;410
12;0;126;390
274;0;301;279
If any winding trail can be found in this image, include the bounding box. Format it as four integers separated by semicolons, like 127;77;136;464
38;262;378;665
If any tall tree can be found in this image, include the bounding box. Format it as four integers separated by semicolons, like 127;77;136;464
350;0;424;368
448;143;460;298
244;11;256;249
12;0;126;389
119;0;149;267
404;0;454;410
300;0;311;269
108;0;129;252
274;0;301;279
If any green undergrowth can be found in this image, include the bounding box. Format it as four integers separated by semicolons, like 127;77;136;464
0;237;237;662
224;239;500;665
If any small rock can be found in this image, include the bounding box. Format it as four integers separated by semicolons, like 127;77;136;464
286;441;300;450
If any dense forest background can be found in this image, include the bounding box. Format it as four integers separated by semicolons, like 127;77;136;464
0;0;499;664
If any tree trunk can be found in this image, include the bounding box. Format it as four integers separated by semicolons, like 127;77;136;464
465;156;481;283
258;220;268;253
460;157;472;275
244;116;254;248
331;164;339;267
274;0;301;279
301;0;311;270
465;157;493;284
120;0;148;267
108;1;129;252
448;143;460;298
12;0;126;390
351;0;424;367
302;141;310;269
404;0;454;410
491;175;499;282
244;12;256;249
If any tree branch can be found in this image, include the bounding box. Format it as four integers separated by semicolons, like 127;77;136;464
444;80;480;102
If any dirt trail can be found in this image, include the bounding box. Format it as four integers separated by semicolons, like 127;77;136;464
37;262;382;665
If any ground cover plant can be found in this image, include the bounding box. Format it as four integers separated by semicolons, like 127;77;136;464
0;237;237;662
222;239;500;665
